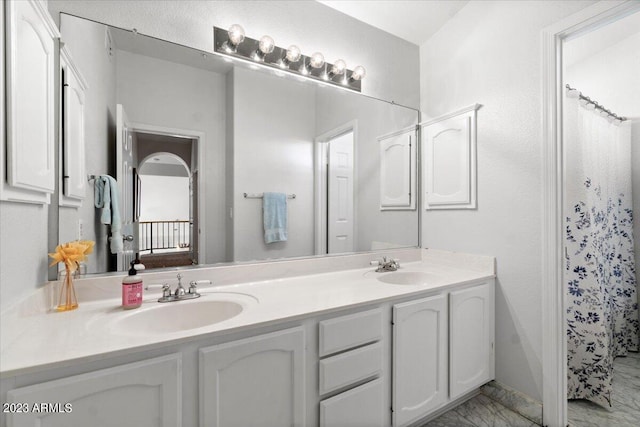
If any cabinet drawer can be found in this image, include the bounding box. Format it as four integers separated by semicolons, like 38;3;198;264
320;378;384;427
319;308;383;357
319;342;382;395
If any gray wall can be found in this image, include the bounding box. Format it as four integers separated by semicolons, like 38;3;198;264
231;67;317;262
418;0;596;401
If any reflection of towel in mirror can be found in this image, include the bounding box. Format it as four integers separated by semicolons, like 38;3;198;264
94;175;123;254
263;192;288;244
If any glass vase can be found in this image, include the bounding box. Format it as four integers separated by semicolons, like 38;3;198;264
55;266;79;312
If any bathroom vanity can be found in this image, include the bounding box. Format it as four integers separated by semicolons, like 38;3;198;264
0;249;495;427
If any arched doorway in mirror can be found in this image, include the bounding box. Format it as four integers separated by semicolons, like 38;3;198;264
137;149;196;269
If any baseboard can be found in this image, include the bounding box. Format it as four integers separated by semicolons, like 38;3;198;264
481;380;543;425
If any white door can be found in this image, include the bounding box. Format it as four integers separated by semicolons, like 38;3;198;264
449;282;495;399
327;132;354;254
116;104;137;270
392;294;448;427
200;327;306;427
6;354;181;427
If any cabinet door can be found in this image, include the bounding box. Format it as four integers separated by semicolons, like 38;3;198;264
422;105;479;210
6;354;182;427
320;378;384;427
3;0;59;203
379;129;416;210
449;282;495;399
200;327;306;427
392;294;448;427
60;46;88;206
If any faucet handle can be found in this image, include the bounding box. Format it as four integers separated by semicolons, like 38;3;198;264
189;280;211;294
146;283;171;297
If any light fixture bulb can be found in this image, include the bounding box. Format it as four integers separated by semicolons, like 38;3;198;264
285;45;302;63
310;52;325;68
331;59;347;76
351;65;366;81
258;35;275;54
227;24;245;46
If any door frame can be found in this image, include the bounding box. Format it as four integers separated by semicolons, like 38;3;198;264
313;120;358;255
540;1;640;426
129;122;207;264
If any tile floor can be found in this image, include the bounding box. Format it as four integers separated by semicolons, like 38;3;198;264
423;352;639;427
422;394;538;427
568;351;640;427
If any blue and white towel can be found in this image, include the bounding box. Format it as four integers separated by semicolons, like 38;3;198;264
94;175;123;254
263;192;288;244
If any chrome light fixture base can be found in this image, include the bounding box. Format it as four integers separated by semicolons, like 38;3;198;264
214;26;363;92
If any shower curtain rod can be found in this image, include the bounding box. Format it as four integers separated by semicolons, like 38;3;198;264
565;84;627;122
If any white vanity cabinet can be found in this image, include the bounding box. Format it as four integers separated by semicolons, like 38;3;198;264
2;0;59;204
199;327;306;427
449;281;495;399
391;280;494;426
5;354;182;427
1;278;494;427
392;294;448;427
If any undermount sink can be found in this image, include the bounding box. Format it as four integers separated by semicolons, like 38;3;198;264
367;271;439;285
110;297;249;335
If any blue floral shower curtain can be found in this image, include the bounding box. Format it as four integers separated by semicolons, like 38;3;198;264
565;88;638;407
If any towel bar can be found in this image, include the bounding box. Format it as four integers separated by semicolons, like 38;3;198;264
243;192;296;199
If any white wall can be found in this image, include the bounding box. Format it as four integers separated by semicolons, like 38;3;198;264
419;0;596;401
231;67;316;262
316;89;419;251
47;0;420;109
115;49;227;265
566;32;640;118
139;176;189;221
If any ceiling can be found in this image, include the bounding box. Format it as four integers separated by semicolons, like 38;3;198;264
317;0;469;46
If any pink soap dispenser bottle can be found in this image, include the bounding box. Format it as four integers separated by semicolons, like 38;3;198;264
122;260;143;309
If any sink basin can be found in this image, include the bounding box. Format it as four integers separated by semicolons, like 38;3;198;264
375;271;439;285
110;298;245;335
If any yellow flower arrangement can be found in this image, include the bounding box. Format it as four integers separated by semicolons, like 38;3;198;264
48;240;94;312
49;240;95;272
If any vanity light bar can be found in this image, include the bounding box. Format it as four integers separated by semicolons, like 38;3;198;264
213;25;364;92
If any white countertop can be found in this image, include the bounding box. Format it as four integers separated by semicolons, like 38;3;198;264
0;249;495;378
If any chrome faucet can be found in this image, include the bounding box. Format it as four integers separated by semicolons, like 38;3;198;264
371;257;400;272
146;274;211;303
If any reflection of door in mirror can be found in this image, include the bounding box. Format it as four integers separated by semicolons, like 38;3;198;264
136;133;198;270
314;124;356;255
327;132;355;254
116;104;137;270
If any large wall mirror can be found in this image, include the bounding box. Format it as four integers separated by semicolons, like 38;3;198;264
56;13;420;275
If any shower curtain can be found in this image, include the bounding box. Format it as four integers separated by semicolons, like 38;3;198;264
565;89;639;407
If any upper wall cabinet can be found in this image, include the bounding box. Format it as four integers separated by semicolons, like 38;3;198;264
59;45;88;207
379;127;417;210
1;0;59;204
422;104;480;210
